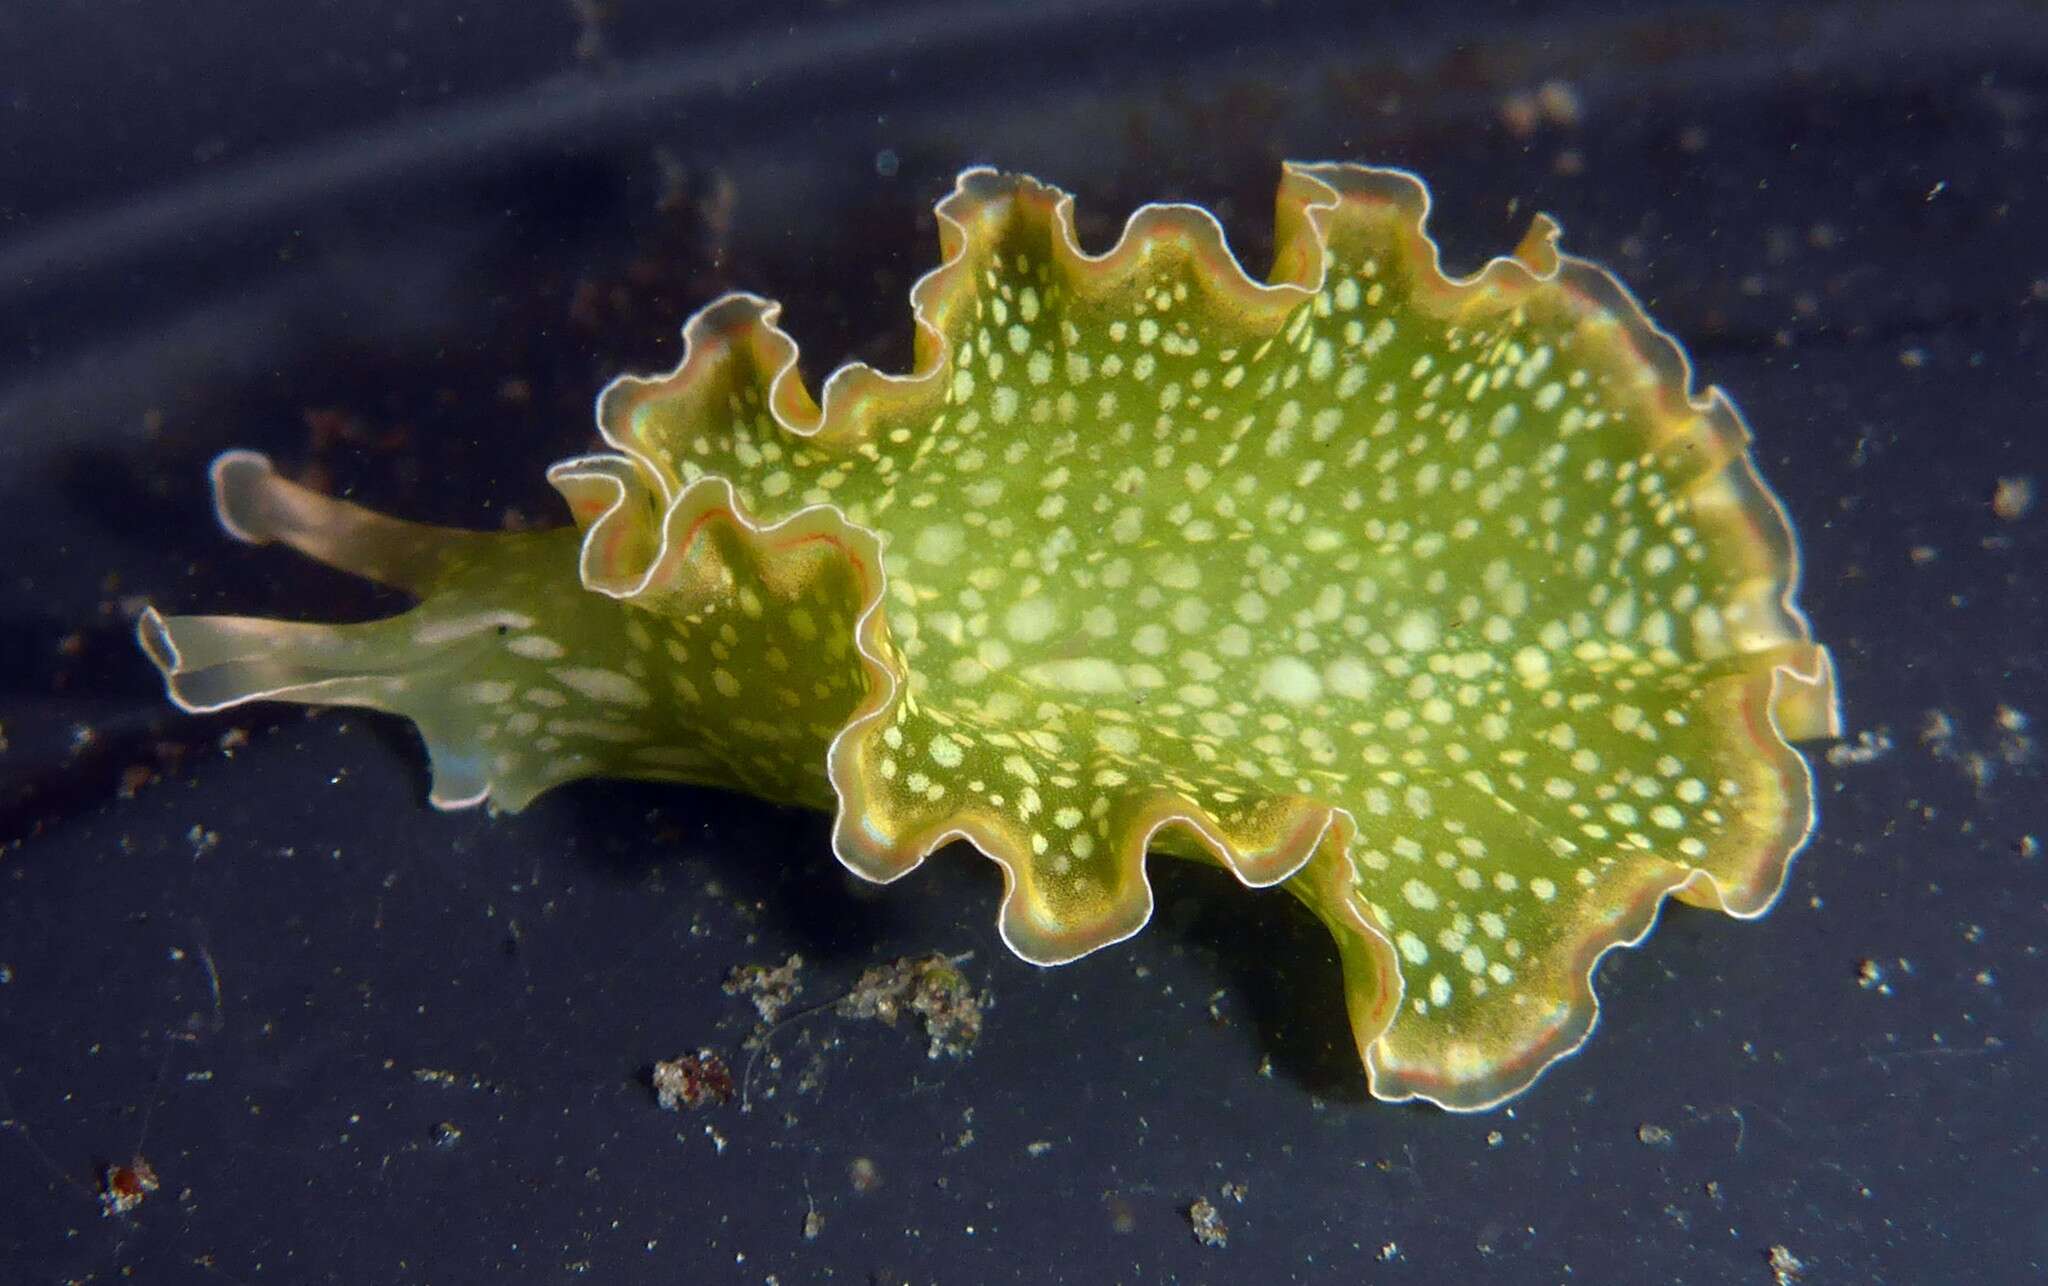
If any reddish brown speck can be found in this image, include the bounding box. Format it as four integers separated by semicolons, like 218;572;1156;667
651;1049;733;1110
100;1156;160;1217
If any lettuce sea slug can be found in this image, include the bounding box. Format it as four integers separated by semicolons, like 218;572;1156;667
138;163;1841;1110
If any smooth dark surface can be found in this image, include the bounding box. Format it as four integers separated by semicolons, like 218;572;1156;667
4;2;2045;1282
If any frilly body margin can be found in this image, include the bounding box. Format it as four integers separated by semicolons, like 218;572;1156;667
559;163;1840;1109
564;167;1362;969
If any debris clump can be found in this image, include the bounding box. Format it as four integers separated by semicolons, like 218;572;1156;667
652;1049;735;1110
1186;1195;1229;1248
99;1156;160;1217
723;953;805;1022
836;952;986;1059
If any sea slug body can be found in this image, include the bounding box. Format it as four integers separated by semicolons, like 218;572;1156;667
139;162;1841;1110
